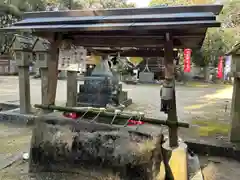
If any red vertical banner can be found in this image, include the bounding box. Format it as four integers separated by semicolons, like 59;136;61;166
184;48;192;72
217;56;223;79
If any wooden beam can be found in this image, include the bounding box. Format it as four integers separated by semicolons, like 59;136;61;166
72;37;166;48
66;29;207;37
164;32;178;147
40;67;53;114
164;33;175;79
87;48;179;57
34;31;205;49
60;35;203;48
72;35;204;39
66;71;77;107
46;34;60;108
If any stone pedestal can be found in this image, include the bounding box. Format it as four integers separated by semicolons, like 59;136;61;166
18;66;31;114
77;57;132;108
77;76;113;107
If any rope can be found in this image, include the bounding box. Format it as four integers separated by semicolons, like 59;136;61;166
135;112;144;131
123;111;138;127
142;58;150;72
76;107;92;122
90;108;106;123
110;109;121;125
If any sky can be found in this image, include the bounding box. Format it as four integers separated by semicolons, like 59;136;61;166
127;0;151;7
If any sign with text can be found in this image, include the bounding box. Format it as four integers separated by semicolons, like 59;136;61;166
184;48;192;73
58;46;87;72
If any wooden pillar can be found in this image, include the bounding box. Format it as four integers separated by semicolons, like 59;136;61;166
164;32;178;147
66;71;77;107
230;54;240;142
18;65;31;114
46;34;60;108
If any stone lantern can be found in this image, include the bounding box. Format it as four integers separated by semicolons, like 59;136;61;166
33;38;50;69
10;34;36;114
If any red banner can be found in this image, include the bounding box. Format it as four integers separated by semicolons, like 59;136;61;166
217;56;223;79
184;49;192;72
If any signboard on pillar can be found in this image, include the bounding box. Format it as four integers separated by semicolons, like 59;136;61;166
183;48;192;73
58;46;87;72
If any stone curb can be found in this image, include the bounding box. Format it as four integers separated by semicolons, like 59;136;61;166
0;103;20;111
0;111;37;125
186;141;240;162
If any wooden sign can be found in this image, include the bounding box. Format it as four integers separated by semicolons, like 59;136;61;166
58;46;87;72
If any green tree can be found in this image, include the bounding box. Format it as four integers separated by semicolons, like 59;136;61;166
202;29;227;66
0;3;21;17
149;0;213;7
50;0;136;10
0;0;136;53
148;0;238;68
97;0;135;8
219;0;240;29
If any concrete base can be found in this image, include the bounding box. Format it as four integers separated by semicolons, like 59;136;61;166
0;103;19;111
186;140;240;162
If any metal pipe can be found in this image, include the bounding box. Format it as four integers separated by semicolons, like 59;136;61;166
34;104;189;128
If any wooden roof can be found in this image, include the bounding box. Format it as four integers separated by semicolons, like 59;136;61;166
4;5;223;49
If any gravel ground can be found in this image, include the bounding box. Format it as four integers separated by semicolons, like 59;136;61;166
0;76;232;122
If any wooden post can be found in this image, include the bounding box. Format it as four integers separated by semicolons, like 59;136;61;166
18;65;31;114
66;71;77;107
46;34;60;108
164;32;178;147
230;53;240;142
